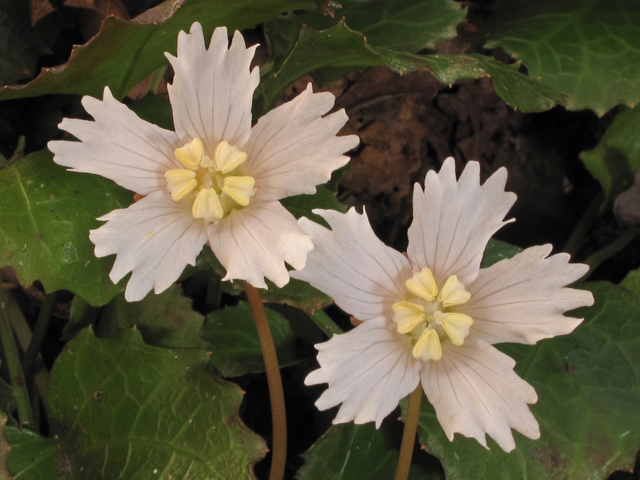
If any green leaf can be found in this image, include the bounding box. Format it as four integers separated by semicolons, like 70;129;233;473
580;106;640;204
6;328;266;479
481;239;522;268
299;420;443;480
128;92;175;130
268;0;466;53
61;295;101;342
620;267;640;295
258;279;334;314
280;185;347;227
3;427;57;479
202;301;299;377
415;281;640;479
0;0;312;101
0;0;48;86
256;21;567;116
99;284;208;349
480;0;640;114
0;150;132;306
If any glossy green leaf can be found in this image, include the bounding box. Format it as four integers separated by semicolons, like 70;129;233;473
61;295;101;342
415;281;640;479
480;0;640;114
0;0;312;101
0;151;132;306
481;239;522;268
256;21;567;116
620;267;640;295
128;92;175;131
98;284;208;349
3;427;56;479
0;0;48;86
5;328;266;479
299;420;443;480
580;106;640;203
267;0;466;54
280;185;347;227
202;301;299;377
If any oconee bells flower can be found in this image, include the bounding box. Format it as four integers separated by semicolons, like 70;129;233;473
49;23;358;301
292;158;594;452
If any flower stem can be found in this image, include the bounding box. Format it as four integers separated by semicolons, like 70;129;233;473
0;288;34;428
22;291;57;379
243;281;287;480
563;192;604;257
3;289;51;422
394;383;423;480
581;226;640;280
309;309;343;338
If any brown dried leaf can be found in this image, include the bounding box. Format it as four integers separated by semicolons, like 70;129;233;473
30;0;55;25
65;0;129;40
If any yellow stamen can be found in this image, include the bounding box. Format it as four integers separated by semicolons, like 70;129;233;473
412;329;442;361
222;176;255;206
165;169;197;201
442;312;474;346
392;301;426;334
406;267;438;301
214;141;248;174
175;138;205;170
438;275;471;307
192;187;223;222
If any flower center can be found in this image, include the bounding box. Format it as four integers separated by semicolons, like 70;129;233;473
164;138;255;223
392;267;474;362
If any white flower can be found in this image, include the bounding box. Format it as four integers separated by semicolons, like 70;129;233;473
48;23;358;301
291;158;594;452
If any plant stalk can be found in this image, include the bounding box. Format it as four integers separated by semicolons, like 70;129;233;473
394;383;423;480
0;289;34;427
4;291;51;420
23;292;57;379
563;192;604;257
243;281;287;480
582;226;640;280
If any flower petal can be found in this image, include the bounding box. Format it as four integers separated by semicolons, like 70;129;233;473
245;84;359;201
207;200;312;288
49;87;179;195
462;244;593;345
291;208;411;322
166;23;259;152
407;158;516;286
306;317;421;428
90;191;208;302
421;337;539;452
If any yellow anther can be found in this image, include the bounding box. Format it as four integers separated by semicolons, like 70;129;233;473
165;169;197;201
406;267;438;301
412;329;442;361
432;311;448;325
392;301;426;334
192;187;223;222
441;312;474;346
222;176;255;206
438;275;471;307
175;138;205;170
214;141;248;174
